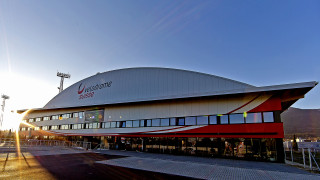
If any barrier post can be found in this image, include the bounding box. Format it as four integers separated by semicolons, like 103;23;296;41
308;148;312;170
302;148;306;168
291;146;293;162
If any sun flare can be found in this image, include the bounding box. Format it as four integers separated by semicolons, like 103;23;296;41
0;71;57;130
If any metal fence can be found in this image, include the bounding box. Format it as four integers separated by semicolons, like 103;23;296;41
0;138;92;150
284;142;320;172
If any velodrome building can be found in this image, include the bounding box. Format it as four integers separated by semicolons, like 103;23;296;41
18;67;317;162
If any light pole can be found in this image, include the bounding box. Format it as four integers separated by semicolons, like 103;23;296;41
0;94;9;129
57;72;71;93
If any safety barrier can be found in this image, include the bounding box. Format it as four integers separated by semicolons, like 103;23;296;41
0;138;92;150
284;142;320;172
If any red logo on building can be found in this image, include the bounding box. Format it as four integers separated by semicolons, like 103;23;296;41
78;83;85;94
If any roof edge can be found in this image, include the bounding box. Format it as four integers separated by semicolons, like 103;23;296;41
20;81;317;113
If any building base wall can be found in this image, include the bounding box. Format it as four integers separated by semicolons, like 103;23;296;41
105;136;280;162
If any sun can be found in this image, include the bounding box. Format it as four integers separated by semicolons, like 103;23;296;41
1;110;22;131
0;71;57;130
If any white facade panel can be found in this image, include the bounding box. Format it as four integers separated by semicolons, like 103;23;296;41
44;68;254;109
86;93;263;122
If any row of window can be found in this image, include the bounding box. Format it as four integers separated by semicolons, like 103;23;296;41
20;112;275;131
24;112;84;123
104;112;274;128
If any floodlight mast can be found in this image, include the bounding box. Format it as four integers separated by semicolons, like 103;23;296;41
0;94;9;129
57;72;71;93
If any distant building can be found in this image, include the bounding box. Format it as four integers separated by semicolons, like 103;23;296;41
18;67;317;162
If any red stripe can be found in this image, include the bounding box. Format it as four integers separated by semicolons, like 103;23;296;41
134;126;186;134
227;94;261;114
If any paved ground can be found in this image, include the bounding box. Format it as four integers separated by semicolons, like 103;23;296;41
96;150;320;180
0;146;194;180
1;145;320;179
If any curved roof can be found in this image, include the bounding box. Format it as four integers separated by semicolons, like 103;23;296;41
43;67;255;109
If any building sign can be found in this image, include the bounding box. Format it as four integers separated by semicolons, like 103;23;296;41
78;81;112;100
85;110;104;123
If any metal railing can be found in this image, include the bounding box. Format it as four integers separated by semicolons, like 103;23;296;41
284;142;320;172
93;143;107;150
0;138;93;151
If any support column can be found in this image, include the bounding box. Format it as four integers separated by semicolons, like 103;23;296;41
217;138;223;157
274;111;285;163
142;137;146;152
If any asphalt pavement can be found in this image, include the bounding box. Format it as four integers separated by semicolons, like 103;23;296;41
1;145;320;180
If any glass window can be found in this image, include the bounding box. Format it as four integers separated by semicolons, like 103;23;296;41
79;112;84;118
111;122;116;128
117;121;125;128
160;118;169;126
220;115;229;124
133;120;139;127
62;114;71;119
121;121;126;128
85;110;104;123
73;112;79;118
152;119;160;127
29;118;34;122
52;125;59;130
229;114;244;124
51;115;59;120
146;119;152;127
185;117;196;125
35;117;42;122
246;113;262;123
177;117;185;126
170;118;176;126
263;112;274;122
209;115;217;124
197;116;208;125
43;116;50;121
140;120;145;127
35;127;40;130
93;123;99;128
104;122;111;128
126;121;133;128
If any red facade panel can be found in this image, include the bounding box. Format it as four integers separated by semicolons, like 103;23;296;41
249;97;282;113
54;123;284;138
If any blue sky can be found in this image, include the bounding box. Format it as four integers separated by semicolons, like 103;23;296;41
0;0;319;110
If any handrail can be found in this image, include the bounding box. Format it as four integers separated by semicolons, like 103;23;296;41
0;139;94;150
310;151;320;171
